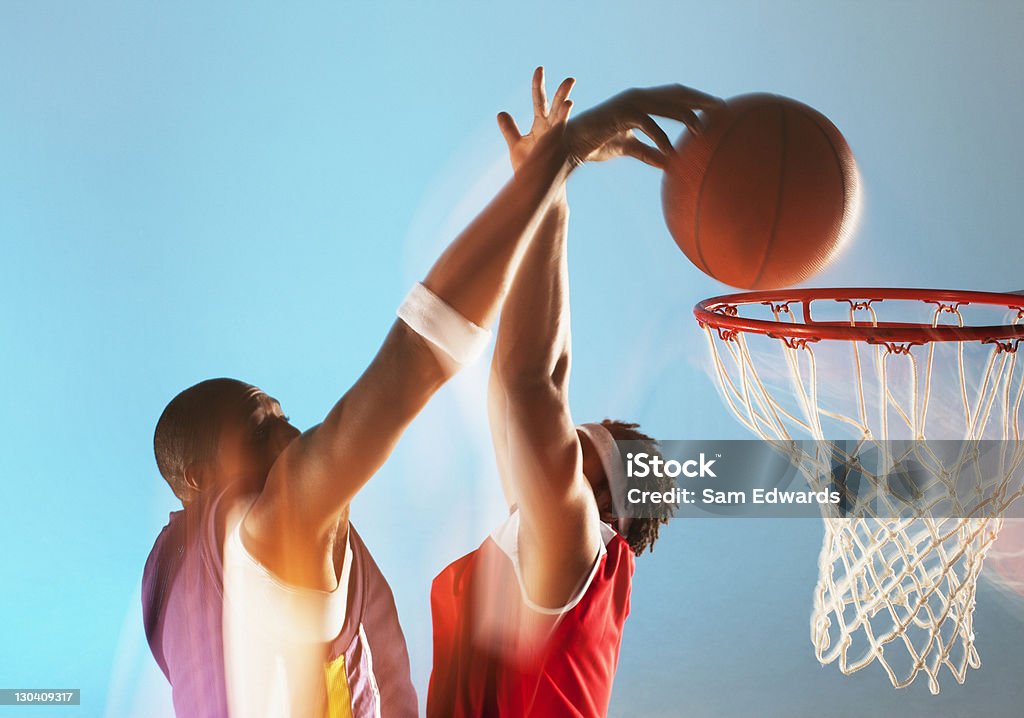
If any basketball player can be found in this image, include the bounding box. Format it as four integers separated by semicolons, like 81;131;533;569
426;70;718;717
141;70;712;717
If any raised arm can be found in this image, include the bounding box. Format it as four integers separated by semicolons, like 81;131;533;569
487;73;597;607
489;194;599;611
245;72;717;590
489;73;719;606
242;90;574;588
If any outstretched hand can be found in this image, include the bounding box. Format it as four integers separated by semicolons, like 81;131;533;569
498;69;722;172
497;67;575;175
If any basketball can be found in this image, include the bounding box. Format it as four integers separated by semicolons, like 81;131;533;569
662;93;859;289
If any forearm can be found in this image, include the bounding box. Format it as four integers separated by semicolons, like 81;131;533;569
422;131;571;330
493;197;572;388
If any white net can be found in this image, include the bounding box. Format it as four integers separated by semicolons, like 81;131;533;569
701;295;1024;693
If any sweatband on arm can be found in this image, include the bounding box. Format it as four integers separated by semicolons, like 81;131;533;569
397;282;492;366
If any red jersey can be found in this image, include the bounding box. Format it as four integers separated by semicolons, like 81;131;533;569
427;512;634;717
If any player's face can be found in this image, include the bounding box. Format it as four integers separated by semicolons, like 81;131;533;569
209;387;300;493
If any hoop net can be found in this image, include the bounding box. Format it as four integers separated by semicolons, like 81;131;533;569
696;289;1024;694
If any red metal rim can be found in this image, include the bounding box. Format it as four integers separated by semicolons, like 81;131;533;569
694;288;1024;346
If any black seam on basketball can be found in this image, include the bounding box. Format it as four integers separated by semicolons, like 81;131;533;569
694;104;762;279
692;154;712;275
751;103;787;289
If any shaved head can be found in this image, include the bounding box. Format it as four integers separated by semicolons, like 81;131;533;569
154;378;259;504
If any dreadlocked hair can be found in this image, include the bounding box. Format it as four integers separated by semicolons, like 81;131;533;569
600;419;675;556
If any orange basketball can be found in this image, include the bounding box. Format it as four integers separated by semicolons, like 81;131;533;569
662;93;859;289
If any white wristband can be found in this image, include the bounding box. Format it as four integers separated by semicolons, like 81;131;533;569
397;283;491;366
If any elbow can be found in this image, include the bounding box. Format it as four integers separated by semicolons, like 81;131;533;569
498;362;569;399
495;344;570;394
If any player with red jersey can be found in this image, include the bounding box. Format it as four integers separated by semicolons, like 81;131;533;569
428;69;718;718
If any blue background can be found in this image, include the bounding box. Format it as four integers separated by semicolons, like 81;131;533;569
2;2;1024;716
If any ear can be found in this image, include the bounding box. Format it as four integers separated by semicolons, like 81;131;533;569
182;462;205;495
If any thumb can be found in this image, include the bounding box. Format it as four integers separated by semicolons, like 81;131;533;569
496;112;522;150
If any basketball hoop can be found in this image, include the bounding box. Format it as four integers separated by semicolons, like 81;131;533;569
695;288;1024;694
